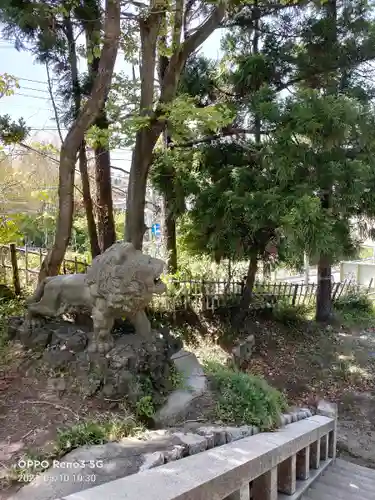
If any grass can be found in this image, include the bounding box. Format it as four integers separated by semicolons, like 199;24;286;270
334;292;375;328
56;416;145;453
0;296;25;365
4;416;145;486
204;360;288;430
271;300;313;326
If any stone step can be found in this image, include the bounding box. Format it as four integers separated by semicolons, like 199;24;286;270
332;458;375;479
301;459;375;500
318;469;375;492
309;482;371;500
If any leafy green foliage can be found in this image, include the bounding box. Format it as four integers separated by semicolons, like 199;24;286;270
334;291;375;328
272;301;311;327
135;396;155;419
335;291;373;313
0;297;25;365
0;74;29;144
205;361;287;429
56;418;143;454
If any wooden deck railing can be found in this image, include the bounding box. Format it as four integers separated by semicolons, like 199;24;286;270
60;408;337;500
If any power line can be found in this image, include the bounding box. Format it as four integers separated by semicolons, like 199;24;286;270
20;86;49;94
14;92;51;100
13;76;48;85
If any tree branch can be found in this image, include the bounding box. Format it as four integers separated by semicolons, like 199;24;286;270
45;63;64;144
111;165;130;175
170;127;273;148
181;3;226;59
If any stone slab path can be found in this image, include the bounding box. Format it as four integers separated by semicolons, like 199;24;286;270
302;458;375;500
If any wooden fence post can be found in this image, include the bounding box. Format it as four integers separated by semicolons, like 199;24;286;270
0;246;5;283
39;248;43;268
291;284;298;306
10;243;21;296
25;244;29;285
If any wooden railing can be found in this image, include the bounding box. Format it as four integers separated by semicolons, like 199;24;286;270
60;406;337;500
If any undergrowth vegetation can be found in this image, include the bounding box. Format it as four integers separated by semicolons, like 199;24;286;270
0;294;25;364
334;292;375;327
204;361;288;430
56;417;144;454
5;416;145;486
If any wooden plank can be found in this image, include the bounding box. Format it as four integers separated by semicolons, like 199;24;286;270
331;282;340;302
292;284;298;306
298;282;304;305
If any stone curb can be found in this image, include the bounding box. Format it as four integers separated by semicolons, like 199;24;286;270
141;407;313;471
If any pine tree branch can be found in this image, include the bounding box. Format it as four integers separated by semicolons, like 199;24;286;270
169;127;272;148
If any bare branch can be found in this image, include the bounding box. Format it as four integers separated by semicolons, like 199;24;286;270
111;165;130;175
45;63;64;144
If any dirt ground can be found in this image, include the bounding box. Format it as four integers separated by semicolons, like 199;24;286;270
0;344;127;499
1;309;375;498
239;315;375;468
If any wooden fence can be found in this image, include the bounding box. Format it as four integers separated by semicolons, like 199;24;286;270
153;277;366;312
0;243;369;312
0;244;89;291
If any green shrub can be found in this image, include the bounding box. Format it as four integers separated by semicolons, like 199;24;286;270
334;291;373;313
56;417;143;454
0;297;25;361
334;291;375;327
204;361;288;430
135;396;155;419
272;300;310;326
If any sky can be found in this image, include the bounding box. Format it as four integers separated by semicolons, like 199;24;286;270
0;29;224;172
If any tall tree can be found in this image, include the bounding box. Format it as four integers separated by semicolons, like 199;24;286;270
60;12;101;258
79;0;116;252
1;0;121;280
124;0;226;250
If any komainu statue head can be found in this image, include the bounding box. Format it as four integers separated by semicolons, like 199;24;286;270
86;242;167;314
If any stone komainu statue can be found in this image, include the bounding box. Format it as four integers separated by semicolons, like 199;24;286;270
27;242;166;353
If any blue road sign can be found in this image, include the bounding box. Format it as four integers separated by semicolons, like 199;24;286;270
151;223;161;237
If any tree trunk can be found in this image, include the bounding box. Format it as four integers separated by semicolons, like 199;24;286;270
125;3;225;249
233;252;258;328
163;193;178;273
316;190;333;321
64;14;100;259
162;131;178;273
79;143;101;257
125;125;163;249
94;110;116;252
315;0;337;320
37;0;120;283
83;0;116;253
316;252;332;321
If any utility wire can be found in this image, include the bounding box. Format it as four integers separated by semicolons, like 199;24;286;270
13;93;50;100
